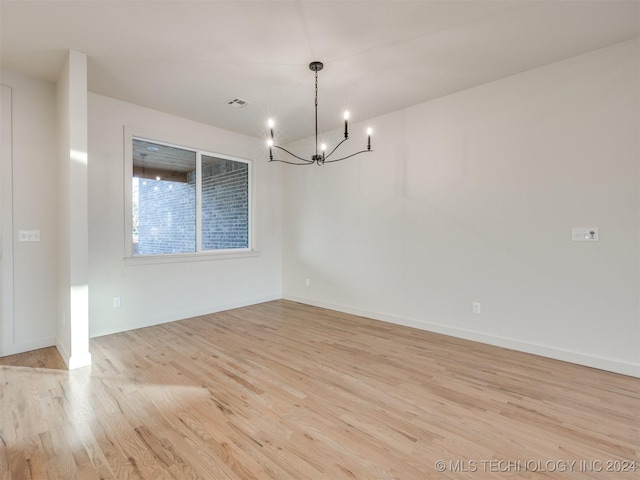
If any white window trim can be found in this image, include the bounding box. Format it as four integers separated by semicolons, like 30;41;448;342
123;126;256;263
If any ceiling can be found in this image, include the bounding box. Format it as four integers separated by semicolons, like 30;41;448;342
1;1;638;144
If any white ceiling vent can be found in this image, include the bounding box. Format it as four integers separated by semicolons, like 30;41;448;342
227;97;250;108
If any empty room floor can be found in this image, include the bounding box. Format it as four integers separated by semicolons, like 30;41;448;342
1;300;638;479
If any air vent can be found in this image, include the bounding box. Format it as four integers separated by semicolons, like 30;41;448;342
227;97;250;108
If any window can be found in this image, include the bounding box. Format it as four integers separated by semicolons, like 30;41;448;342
128;136;251;257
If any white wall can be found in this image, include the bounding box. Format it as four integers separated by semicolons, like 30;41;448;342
0;70;58;355
88;93;282;337
283;40;640;377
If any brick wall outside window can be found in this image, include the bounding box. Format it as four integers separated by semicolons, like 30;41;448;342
135;159;248;255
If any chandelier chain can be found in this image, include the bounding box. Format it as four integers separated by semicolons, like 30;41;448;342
315;70;319;156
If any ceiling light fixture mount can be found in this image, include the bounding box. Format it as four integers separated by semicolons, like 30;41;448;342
267;61;373;166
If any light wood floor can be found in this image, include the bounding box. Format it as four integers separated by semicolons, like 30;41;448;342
0;346;66;370
0;300;638;479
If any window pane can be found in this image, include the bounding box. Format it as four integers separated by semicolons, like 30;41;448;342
132;140;196;255
201;155;249;250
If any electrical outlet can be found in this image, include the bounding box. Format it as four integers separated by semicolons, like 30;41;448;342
472;302;481;314
113;297;121;308
305;278;311;287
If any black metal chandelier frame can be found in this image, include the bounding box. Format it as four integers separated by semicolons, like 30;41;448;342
267;61;373;166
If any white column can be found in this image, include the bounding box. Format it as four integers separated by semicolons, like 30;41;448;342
56;50;91;369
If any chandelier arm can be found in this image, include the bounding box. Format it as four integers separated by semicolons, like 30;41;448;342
323;149;374;164
323;137;350;160
270;158;315;166
272;145;314;163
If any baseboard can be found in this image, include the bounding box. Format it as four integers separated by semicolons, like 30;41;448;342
1;336;56;357
284;295;640;378
68;351;92;370
90;294;282;338
55;337;71;368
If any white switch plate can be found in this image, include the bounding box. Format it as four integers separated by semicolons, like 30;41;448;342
113;297;121;308
18;230;40;242
572;227;598;242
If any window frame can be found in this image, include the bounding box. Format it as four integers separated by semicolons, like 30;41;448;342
123;127;255;263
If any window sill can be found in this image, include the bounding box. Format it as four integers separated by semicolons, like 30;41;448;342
123;249;259;266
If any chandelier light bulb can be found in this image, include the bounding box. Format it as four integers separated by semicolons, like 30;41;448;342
267;138;274;147
344;111;350;138
367;127;373;135
268;119;275;142
321;143;327;151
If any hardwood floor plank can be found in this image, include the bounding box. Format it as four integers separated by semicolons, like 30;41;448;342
1;300;638;479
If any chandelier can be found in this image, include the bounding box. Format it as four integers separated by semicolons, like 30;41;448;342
267;61;373;166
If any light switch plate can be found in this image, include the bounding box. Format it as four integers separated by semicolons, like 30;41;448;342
18;230;40;242
572;227;598;242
